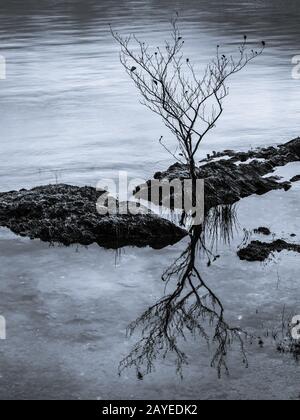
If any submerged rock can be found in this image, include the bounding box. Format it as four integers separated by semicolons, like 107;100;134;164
136;138;300;211
290;175;300;183
0;184;187;249
237;239;300;262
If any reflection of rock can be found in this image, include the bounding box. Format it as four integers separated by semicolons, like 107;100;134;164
136;138;300;211
237;239;300;262
0;185;187;249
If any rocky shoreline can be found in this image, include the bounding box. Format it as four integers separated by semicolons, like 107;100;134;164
0;138;299;249
137;137;300;210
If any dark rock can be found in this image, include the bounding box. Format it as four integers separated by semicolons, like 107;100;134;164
254;227;271;236
137;138;300;211
290;175;300;183
0;184;187;249
284;138;300;158
237;239;300;262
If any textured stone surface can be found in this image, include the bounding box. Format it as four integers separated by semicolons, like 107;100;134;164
237;239;300;262
136;138;300;211
0;184;187;249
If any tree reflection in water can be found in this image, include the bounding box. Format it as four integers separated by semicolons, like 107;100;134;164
119;205;249;378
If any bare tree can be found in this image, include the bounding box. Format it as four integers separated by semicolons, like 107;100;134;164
111;17;265;182
113;21;263;377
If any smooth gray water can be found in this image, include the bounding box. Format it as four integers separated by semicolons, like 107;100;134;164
0;0;300;400
0;177;300;400
0;0;300;190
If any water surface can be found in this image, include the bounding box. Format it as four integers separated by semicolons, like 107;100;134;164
0;0;300;190
0;0;300;400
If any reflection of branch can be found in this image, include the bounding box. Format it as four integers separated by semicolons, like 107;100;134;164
119;227;248;378
159;136;184;164
203;204;239;248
